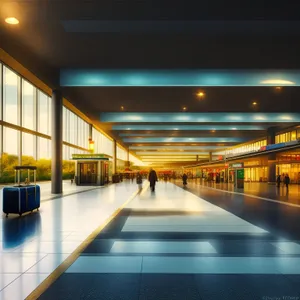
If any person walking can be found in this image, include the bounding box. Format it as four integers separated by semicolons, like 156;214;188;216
136;172;143;190
182;173;188;187
148;168;158;192
276;174;281;188
284;174;290;190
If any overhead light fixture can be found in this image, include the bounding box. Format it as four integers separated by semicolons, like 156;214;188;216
261;79;295;85
252;101;257;106
182;106;187;111
120;106;124;111
5;17;19;25
197;91;205;98
275;86;282;90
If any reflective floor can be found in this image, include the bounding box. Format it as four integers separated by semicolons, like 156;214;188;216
0;182;139;299
36;182;300;300
192;180;300;205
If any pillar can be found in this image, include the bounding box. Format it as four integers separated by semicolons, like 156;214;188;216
267;127;276;184
127;149;130;167
209;151;212;162
51;89;63;194
113;140;117;174
89;124;93;140
196;155;199;162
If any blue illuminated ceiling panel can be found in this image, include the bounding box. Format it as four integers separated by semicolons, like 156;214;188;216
113;125;266;131
123;137;246;143
101;113;300;123
61;69;300;86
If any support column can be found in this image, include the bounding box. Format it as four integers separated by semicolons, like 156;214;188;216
113;140;117;174
89;124;93;140
51;89;63;194
209;152;213;162
127;149;130;167
267;127;276;184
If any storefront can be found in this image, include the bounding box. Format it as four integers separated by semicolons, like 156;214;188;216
276;153;300;184
72;154;111;186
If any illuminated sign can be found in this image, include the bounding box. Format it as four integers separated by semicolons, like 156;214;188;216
72;154;109;160
230;163;244;168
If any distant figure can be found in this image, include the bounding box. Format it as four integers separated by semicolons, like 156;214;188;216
148;168;158;192
281;173;285;187
284;174;290;189
276;174;281;188
136;172;143;190
182;173;188;187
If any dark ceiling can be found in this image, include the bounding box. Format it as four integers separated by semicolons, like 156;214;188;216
1;0;300;164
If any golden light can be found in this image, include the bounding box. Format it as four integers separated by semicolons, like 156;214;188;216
261;79;295;85
5;17;19;25
197;91;205;98
211;129;216;133
252;101;257;106
275;86;282;90
88;139;95;152
120;106;124;111
182;106;187;111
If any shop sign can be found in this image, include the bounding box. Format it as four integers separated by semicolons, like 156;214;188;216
237;169;244;179
230;163;244;168
72;154;109;160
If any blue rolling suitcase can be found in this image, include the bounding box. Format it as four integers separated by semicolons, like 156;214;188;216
2;166;40;217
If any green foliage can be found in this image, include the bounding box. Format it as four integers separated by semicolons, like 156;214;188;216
0;153;75;183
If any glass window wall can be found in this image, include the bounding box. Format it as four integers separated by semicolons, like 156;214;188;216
22;80;35;130
3;66;19;125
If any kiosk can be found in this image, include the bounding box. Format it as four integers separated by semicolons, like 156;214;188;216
229;162;244;189
72;154;111;186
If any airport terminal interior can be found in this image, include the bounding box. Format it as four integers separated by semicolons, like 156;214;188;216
1;1;300;299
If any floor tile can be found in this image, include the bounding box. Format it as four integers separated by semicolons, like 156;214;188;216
110;241;217;254
39;274;140;300
272;242;300;254
65;256;143;273
0;273;49;300
141;257;300;274
0;253;47;273
0;274;20;291
26;254;70;273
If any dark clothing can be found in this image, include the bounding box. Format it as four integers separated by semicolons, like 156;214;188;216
276;175;281;187
284;176;290;188
136;174;142;184
182;174;188;185
148;170;158;191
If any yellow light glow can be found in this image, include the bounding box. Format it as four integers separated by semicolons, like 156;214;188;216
252;102;257;106
197;92;205;98
120;106;124;111
261;79;295;85
183;106;187;111
5;17;19;25
275;86;282;90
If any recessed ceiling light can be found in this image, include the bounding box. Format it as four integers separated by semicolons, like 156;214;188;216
182;106;187;111
252;101;257;106
120;106;124;111
197;91;205;98
5;17;19;25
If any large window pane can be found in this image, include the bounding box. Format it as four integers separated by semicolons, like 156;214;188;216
22;132;35;158
3;127;18;155
38;91;50;135
38;137;51;159
3;67;19;125
22;80;35;130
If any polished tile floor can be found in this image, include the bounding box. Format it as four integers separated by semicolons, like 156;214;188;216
36;182;300;300
192;180;300;205
0;181;139;299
